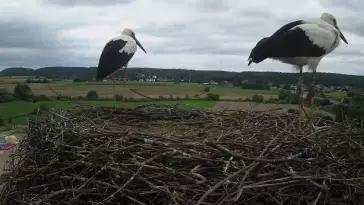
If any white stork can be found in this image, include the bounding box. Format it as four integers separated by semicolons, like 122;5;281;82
247;13;348;128
96;28;147;107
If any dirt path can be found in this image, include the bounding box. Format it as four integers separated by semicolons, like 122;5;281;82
212;101;298;112
212;101;335;119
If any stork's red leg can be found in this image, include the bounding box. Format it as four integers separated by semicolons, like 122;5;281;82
310;69;316;121
123;64;128;108
111;73;116;108
297;66;303;132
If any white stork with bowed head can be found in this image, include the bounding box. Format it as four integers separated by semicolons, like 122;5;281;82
247;13;348;129
96;28;147;107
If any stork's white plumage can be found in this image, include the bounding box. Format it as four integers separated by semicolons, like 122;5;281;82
247;13;348;129
96;28;147;107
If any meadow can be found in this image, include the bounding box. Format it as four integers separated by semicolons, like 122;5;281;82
0;100;217;125
0;76;339;127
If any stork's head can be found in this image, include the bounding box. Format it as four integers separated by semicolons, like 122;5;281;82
122;28;147;54
320;13;348;44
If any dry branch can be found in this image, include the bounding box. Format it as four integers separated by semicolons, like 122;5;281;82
1;104;364;205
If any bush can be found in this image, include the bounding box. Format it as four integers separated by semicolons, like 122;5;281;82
75;96;85;100
57;95;72;101
204;87;210;92
13;83;33;101
206;93;220;101
279;90;291;100
169;95;173;100
0;89;16;103
86;90;99;100
278;90;299;104
251;94;264;102
0;118;5;126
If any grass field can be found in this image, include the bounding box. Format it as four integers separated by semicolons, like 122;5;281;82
0;100;217;125
0;77;279;100
326;91;348;99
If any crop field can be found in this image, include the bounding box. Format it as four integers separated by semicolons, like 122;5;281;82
0;76;337;126
0;77;279;100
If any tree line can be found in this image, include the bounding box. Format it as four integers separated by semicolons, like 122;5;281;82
1;67;364;87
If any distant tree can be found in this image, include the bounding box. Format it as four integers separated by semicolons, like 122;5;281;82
204;87;210;92
318;98;331;106
283;84;291;90
86;90;99;100
272;82;280;88
0;118;5;126
13;83;33;100
73;78;87;83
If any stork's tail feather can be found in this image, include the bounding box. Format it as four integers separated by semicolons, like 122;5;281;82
247;37;272;66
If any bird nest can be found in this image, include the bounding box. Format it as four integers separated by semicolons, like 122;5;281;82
1;104;364;205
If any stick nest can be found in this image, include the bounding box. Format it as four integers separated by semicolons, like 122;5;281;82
1;104;364;205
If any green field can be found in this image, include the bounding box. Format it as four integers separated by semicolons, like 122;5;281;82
1;78;279;100
0;100;216;125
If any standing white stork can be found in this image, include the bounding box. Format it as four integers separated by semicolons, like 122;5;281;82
96;28;147;107
247;13;348;129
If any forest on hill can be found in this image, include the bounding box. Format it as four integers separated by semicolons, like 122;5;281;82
1;67;364;87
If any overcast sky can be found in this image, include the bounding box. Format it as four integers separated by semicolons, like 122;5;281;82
0;0;363;75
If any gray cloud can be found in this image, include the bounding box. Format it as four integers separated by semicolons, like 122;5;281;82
0;0;362;75
41;0;132;7
320;0;364;12
196;0;231;11
0;19;62;50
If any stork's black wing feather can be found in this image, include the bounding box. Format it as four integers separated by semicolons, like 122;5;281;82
268;26;326;58
270;20;304;37
96;39;134;80
248;20;325;64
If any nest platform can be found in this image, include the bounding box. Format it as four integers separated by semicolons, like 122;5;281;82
1;104;364;205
